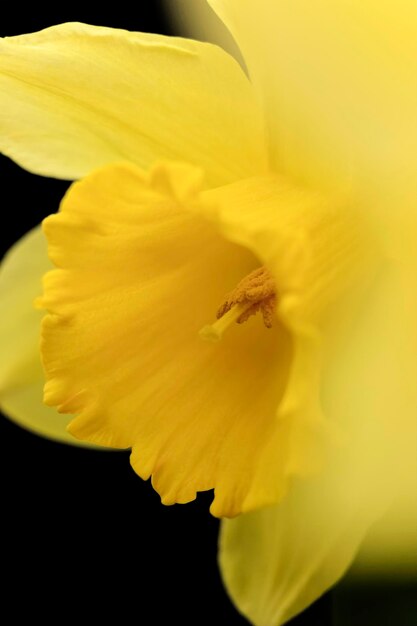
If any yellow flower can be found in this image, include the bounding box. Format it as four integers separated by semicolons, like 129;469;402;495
0;2;416;624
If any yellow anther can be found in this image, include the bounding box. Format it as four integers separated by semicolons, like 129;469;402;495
199;266;277;342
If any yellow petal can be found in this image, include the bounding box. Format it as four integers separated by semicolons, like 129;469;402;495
0;22;267;186
40;160;378;517
0;227;92;445
219;481;379;626
209;1;417;201
219;248;417;624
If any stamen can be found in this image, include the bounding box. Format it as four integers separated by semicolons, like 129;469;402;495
199;266;277;343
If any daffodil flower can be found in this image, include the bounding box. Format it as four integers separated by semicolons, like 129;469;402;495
0;2;416;624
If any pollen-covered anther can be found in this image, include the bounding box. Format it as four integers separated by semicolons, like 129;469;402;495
199;266;277;342
217;266;277;328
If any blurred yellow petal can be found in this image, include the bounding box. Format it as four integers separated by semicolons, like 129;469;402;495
0;22;267;185
209;0;417;202
0;227;91;445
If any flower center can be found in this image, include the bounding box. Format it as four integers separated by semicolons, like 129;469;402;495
199;266;277;342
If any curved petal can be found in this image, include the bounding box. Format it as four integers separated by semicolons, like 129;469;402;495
219;258;417;624
208;1;417;201
0;227;94;445
0;22;267;186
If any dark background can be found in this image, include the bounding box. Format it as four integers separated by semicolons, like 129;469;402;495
0;4;415;625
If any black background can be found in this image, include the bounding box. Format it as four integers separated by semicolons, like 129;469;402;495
0;4;415;625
